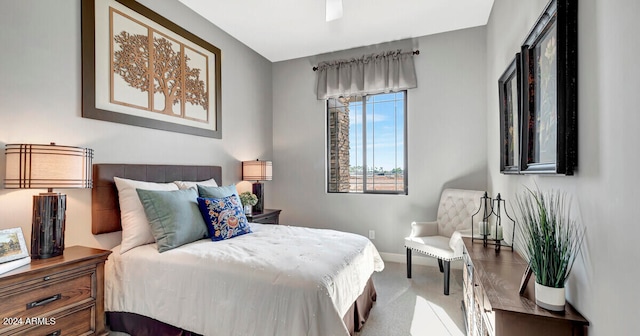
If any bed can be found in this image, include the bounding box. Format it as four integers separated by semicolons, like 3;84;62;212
92;164;384;336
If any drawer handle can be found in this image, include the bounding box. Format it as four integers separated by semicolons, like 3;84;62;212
43;276;51;281
26;294;62;309
46;330;61;336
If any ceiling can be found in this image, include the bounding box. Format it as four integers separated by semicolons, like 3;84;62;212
178;0;495;62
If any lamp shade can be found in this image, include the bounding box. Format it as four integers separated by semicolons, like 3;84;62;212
5;144;93;189
242;160;272;182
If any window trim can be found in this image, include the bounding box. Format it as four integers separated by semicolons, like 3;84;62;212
326;91;408;195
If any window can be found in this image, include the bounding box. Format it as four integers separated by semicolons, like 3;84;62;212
327;91;407;194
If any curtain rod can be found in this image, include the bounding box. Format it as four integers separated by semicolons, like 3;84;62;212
312;50;419;71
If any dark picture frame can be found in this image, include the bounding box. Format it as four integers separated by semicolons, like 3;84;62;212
498;53;522;174
81;0;222;139
519;264;533;295
520;0;577;175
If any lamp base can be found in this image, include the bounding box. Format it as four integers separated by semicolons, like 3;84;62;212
252;182;264;213
31;193;66;259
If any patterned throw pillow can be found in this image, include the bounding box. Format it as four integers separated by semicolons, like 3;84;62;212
197;195;252;241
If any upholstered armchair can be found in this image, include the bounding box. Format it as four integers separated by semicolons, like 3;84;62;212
404;189;484;295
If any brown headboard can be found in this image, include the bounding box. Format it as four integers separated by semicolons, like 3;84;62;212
91;164;222;234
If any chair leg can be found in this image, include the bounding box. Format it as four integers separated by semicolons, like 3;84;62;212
438;259;444;273
443;260;450;295
406;248;412;278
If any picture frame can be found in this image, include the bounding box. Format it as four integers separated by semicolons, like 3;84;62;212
519;264;533;295
520;0;577;175
498;53;522;174
81;0;222;139
0;228;29;264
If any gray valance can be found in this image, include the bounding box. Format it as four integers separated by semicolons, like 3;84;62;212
316;50;418;100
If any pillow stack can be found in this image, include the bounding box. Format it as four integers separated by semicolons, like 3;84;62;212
114;177;252;254
197;185;252;241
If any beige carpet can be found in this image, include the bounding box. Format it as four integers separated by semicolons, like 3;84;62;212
357;261;466;336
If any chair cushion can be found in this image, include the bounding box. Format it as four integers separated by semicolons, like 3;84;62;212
404;236;459;261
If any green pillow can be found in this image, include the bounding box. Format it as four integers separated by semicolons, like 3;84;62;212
136;188;208;253
197;184;243;205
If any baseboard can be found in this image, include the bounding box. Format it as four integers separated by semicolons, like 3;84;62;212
379;252;464;270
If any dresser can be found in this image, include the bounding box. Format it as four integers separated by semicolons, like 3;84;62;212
462;238;589;336
247;209;282;224
0;246;111;336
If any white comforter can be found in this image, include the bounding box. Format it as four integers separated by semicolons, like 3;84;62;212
105;223;384;336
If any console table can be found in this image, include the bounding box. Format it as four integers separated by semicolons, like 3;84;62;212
462;238;589;336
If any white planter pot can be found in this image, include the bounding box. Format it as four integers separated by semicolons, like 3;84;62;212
534;282;566;311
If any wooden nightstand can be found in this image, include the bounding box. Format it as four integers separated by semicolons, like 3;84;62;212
247;209;282;224
0;246;111;336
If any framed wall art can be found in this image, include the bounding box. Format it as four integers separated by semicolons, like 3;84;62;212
82;0;222;138
0;228;29;264
498;53;522;174
519;0;577;175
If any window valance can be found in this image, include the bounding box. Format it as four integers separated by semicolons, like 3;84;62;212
315;50;418;100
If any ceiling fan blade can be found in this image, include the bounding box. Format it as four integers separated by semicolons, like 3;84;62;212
326;0;343;22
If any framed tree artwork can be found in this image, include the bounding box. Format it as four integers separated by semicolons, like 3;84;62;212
82;0;222;138
520;0;577;175
498;53;522;174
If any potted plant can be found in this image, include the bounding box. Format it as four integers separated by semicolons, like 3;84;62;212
239;192;258;215
514;187;585;311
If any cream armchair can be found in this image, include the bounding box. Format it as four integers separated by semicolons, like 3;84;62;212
404;188;484;295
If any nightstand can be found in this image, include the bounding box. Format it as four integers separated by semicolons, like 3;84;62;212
247;209;282;224
0;246;111;336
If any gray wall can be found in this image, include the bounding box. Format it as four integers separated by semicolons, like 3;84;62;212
487;0;640;333
272;27;488;254
0;0;273;249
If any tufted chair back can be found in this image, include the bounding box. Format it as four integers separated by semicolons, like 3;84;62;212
436;189;485;237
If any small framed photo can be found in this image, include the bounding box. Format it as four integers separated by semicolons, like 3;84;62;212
519;264;533;295
0;228;29;264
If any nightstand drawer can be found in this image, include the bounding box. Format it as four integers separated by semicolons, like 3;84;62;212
0;267;93;321
0;247;110;336
248;209;282;224
253;214;278;224
7;303;95;336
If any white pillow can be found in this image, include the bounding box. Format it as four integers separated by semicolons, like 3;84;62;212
114;177;179;253
173;178;219;190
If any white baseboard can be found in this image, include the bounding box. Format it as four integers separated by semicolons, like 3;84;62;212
379;252;463;270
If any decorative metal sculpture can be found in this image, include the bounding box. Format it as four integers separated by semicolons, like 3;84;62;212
471;192;516;252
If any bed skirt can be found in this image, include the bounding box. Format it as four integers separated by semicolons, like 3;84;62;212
107;277;377;336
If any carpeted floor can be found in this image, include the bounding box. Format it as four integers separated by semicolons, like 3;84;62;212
357;261;466;336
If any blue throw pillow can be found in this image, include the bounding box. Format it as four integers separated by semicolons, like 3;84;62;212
197;195;252;241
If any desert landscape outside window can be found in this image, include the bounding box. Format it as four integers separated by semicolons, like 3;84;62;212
327;91;407;194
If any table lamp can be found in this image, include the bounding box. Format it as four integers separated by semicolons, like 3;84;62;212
242;160;272;213
4;143;93;259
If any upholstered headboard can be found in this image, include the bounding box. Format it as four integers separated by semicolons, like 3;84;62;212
91;164;222;235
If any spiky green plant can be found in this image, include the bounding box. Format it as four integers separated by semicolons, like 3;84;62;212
515;187;585;288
